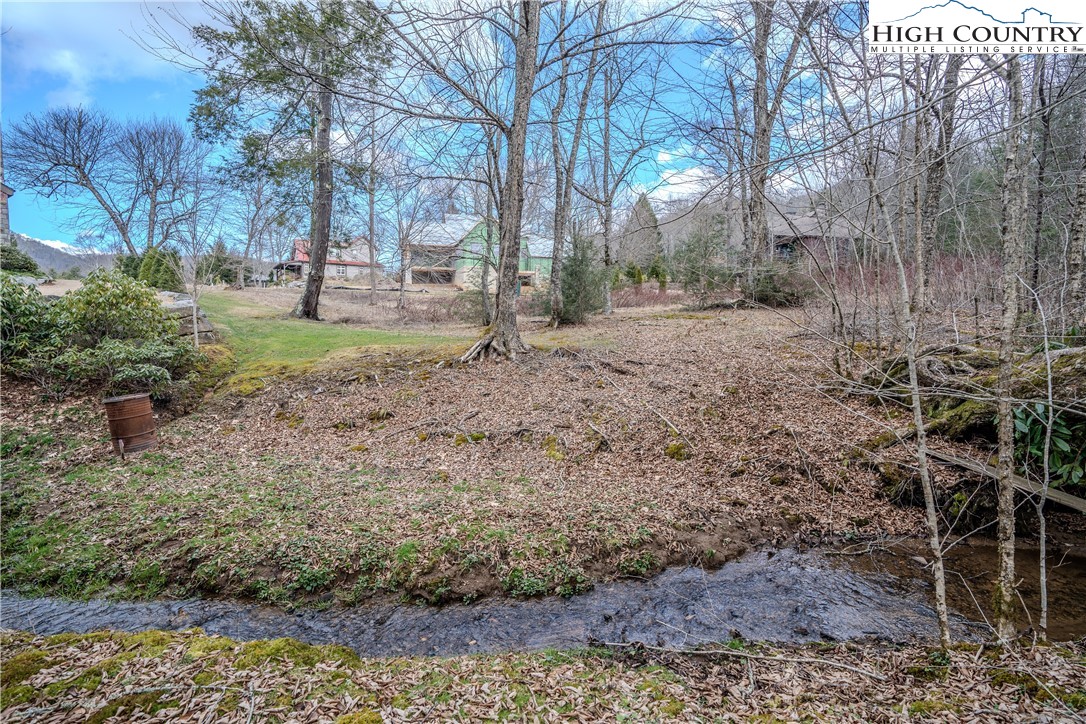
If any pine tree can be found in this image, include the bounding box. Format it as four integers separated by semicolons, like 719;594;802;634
618;194;663;268
190;0;388;319
0;241;43;276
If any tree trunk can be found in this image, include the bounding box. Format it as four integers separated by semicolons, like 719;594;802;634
368;108;378;306
481;216;495;326
191;279;201;349
1030;57;1050;306
461;1;539;362
748;0;773;262
548;1;605;328
918;55;964;309
995;55;1028;643
1066;145;1086;324
398;240;409;309
146;186;159;253
904;312;951;647
292;60;334;320
548;25;570;328
602;202;614;316
601;66;615;316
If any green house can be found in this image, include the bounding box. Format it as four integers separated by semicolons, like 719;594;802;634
404;215;553;289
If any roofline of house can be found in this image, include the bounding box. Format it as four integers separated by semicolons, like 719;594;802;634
274;259;385;269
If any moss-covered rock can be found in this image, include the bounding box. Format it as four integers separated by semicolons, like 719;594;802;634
926;399;995;441
874;461;923;506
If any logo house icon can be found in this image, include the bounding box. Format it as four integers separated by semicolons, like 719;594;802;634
867;0;1086;54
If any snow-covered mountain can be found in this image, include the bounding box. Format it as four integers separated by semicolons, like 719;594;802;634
9;233;113;275
36;238;89;256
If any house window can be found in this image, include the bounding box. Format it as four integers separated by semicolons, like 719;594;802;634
336;264;347;276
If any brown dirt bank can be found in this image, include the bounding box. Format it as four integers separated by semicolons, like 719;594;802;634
2;307;965;604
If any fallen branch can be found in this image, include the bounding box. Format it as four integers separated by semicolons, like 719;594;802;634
562;348;692;448
587;421;612;452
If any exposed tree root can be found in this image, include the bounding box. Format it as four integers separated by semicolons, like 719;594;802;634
459;331;532;363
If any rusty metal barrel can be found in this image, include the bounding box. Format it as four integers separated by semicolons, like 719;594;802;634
103;393;158;456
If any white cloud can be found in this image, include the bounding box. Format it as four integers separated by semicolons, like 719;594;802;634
638;166;721;204
1;2;208;106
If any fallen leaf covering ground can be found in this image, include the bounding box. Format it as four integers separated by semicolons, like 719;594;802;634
3;301;936;604
2;629;1084;722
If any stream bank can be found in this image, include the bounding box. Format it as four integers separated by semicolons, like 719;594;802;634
2;548;991;657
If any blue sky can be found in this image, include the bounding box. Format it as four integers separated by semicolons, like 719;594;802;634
1;1;205;243
1;1;710;246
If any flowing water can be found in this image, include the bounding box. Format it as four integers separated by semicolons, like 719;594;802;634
854;539;1086;641
0;547;1012;657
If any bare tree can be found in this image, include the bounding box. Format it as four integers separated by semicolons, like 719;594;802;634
991;54;1029;643
746;1;817;262
917;55;965;310
6;108;135;252
6;108;206;256
1067;144;1086;323
294;35;337;320
172;168;225;349
380;1;540;359
576;39;659;315
124;118;209;253
546;0;606;327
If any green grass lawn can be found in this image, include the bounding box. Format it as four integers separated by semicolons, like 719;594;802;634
199;292;468;370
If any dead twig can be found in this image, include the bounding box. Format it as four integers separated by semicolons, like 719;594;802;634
601;641;889;681
587;421;612;451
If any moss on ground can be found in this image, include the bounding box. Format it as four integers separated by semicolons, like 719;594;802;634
2;630;1083;722
85;691;178;723
236;638;361;669
1;650;52;687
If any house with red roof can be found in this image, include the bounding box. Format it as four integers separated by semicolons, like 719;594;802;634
272;237;383;282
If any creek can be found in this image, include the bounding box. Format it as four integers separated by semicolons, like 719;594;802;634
4;541;1084;656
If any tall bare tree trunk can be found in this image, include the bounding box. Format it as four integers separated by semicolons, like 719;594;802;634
292;46;334;320
918;55;964;309
808;37;952;644
1029;57;1050;307
602;201;614;316
461;0;539;361
480;129;500;327
901;282;951;648
481;215;495;326
601;67;615;316
147;187;159;253
1066;145;1086;324
748;0;773;262
548;1;605;327
398;243;408;309
995;55;1028;642
548;12;570;327
745;1;816;265
368;101;378;306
